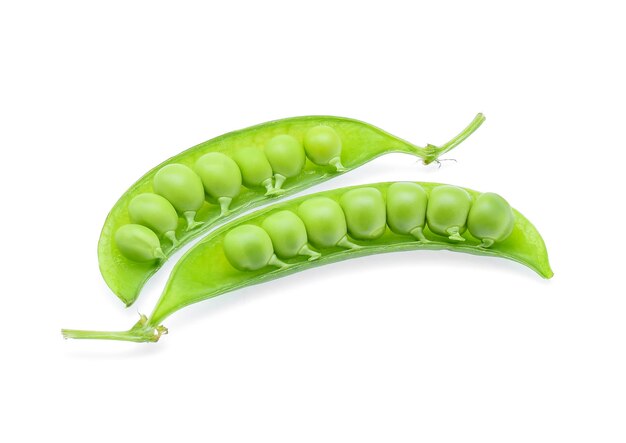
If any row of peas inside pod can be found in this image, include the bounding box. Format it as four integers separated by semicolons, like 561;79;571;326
114;125;346;262
222;183;515;272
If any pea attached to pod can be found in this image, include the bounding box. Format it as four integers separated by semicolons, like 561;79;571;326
303;126;346;171
467;192;515;248
264;135;306;192
386;182;429;242
153;164;205;231
128;193;180;246
339;187;387;240
194;152;242;217
232;147;280;196
298;197;358;250
261;210;320;261
115;224;165;262
223;224;288;271
426;185;472;241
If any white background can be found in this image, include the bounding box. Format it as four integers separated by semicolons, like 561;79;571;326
1;1;624;442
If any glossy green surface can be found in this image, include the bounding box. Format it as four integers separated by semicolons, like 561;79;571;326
114;224;165;263
223;225;278;271
99;114;485;306
265;134;305;179
386;182;428;240
127;193;179;239
340;187;386;240
66;181;552;343
261;210;317;260
194;152;242;201
426;185;472;241
467;192;515;247
298;197;350;249
303;125;344;169
153;164;204;214
232;147;274;191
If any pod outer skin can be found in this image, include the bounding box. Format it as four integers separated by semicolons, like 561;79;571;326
98;114;485;306
148;181;552;326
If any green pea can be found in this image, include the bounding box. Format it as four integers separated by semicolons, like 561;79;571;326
223;224;287;271
261;210;320;261
128;193;180;246
298;197;358;249
194;152;242;216
303;126;346;171
115;224;165;262
386;182;429;242
426;185;472;241
467;192;515;248
153;164;205;231
265;135;306;191
232;147;278;195
339;187;386;240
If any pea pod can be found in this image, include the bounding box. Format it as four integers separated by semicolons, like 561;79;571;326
99;114;485;306
65;181;552;343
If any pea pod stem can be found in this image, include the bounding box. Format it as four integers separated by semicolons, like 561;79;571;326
61;315;167;343
421;113;486;164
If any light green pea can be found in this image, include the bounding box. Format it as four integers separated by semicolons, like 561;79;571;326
386;182;429;242
223;224;287;271
232;147;277;195
467;192;515;248
115;224;165;262
128;193;179;246
194;152;242;216
339;187;386;240
298;197;358;249
303;126;346;171
265;135;305;191
261;210;320;261
153;164;205;231
426;185;472;241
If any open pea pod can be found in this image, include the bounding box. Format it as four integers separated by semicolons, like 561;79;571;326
66;181;552;343
100;114;485;306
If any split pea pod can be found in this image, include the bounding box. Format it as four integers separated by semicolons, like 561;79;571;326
66;181;552;343
99;114;486;306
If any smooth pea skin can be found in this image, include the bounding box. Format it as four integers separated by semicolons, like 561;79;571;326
386;182;429;242
223;224;278;271
153;164;205;230
339;187;386;240
115;224;165;262
426;185;472;241
467;192;515;247
298;197;356;249
265;135;305;190
232;147;275;194
128;193;179;245
194;152;242;216
261;210;320;260
303;126;346;171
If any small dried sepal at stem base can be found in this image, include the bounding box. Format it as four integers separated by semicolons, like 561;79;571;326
61;314;168;343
